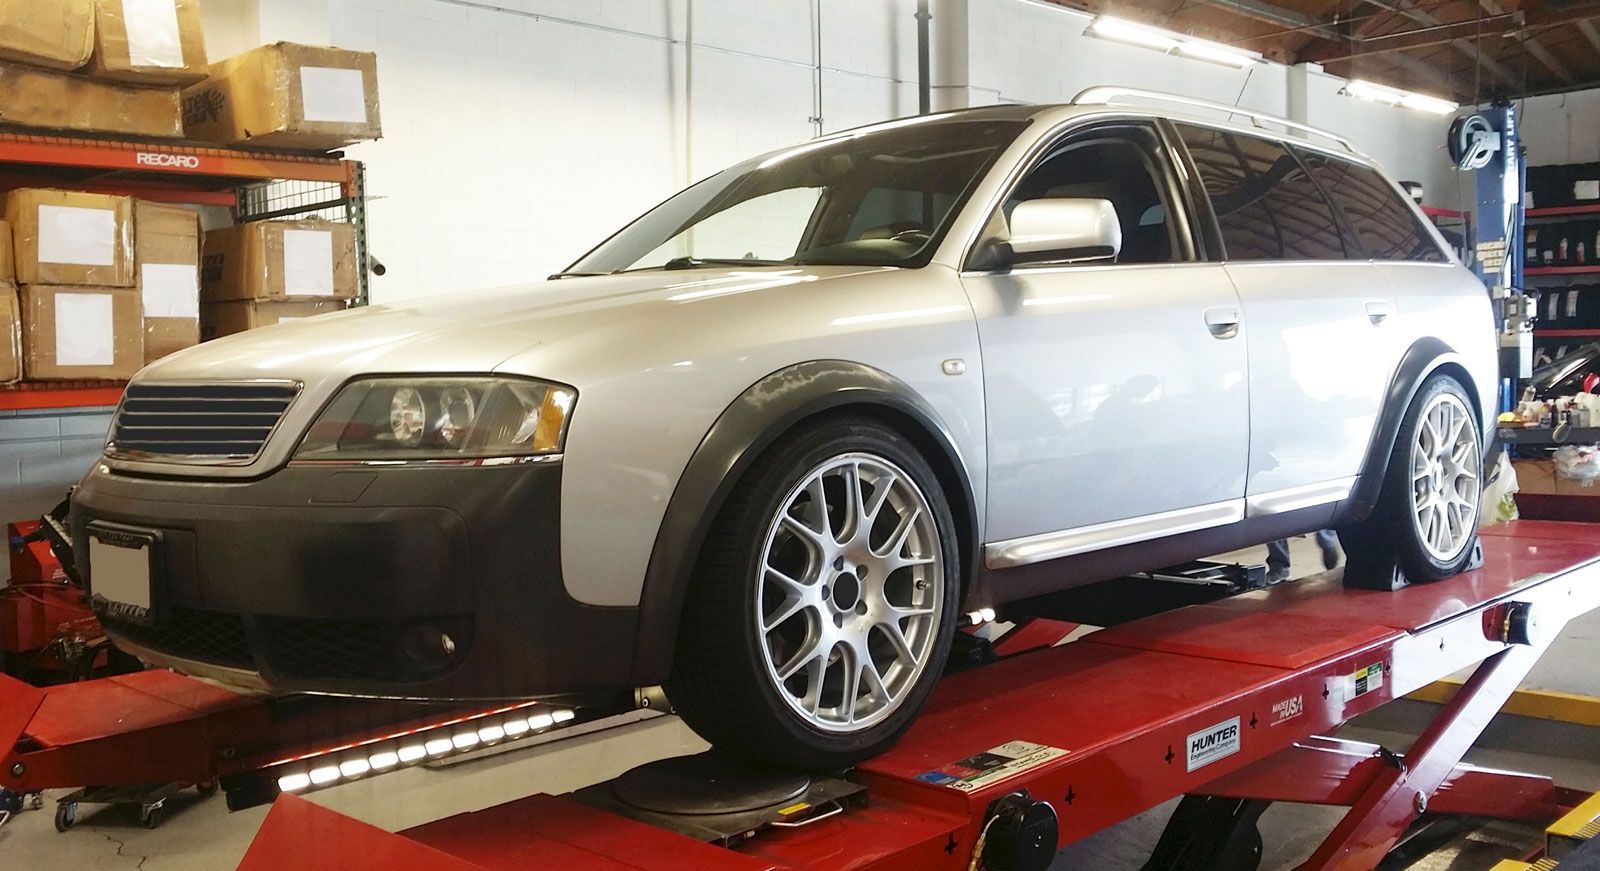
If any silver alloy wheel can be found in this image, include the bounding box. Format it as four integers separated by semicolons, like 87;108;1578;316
755;452;945;733
1409;392;1481;561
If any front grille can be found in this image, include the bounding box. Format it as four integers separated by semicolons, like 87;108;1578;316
109;382;299;463
259;617;469;683
102;608;254;669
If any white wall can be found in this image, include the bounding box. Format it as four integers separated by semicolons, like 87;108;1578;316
206;0;1465;303
1520;88;1600;166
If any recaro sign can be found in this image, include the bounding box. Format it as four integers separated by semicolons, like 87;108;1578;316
135;152;202;169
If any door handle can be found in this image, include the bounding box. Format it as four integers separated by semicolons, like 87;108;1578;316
1204;306;1240;339
1365;301;1391;325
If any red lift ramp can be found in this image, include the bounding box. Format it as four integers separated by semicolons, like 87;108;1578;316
226;519;1597;870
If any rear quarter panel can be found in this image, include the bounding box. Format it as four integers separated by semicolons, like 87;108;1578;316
1378;261;1498;436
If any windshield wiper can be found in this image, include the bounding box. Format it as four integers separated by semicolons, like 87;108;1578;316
548;271;607;279
659;256;787;270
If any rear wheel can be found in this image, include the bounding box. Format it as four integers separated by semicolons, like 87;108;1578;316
667;417;961;769
1351;374;1482;581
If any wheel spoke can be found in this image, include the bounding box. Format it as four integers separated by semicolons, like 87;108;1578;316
861;657;892;704
876;506;923;560
764;595;808;632
777;645;820;682
838;649;861;724
805;476;835;544
878;620;918;666
780;513;827;553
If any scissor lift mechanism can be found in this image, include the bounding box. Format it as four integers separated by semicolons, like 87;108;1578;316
6;520;1600;869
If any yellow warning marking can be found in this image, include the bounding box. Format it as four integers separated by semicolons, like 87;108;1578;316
777;802;811;816
1407;679;1600;728
1548;790;1600;841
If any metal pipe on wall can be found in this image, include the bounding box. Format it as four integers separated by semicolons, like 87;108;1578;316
810;0;824;135
917;0;931;114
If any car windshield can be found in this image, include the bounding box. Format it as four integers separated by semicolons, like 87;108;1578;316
565;115;1029;274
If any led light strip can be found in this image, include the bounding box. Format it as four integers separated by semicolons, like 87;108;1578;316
274;706;578;795
1085;16;1262;69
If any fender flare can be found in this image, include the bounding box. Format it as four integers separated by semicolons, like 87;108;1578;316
1344;337;1486;521
629;360;980;682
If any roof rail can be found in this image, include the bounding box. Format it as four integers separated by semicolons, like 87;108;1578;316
1071;86;1356;153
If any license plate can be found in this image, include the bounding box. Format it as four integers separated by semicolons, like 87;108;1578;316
89;526;158;626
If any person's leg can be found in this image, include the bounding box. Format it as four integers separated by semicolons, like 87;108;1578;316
1266;538;1291;582
1315;529;1340;570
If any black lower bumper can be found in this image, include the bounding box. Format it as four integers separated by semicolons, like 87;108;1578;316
70;460;640;699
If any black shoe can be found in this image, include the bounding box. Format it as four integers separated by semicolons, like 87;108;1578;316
1319;538;1339;571
1266;566;1291;584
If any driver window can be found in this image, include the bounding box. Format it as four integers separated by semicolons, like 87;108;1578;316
1005;128;1181;264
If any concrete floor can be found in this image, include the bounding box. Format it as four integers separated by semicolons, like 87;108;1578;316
3;535;1597;869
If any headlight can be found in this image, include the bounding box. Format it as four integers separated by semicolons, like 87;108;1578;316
296;376;576;461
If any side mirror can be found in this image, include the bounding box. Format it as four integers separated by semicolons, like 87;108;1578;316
1006;198;1122;266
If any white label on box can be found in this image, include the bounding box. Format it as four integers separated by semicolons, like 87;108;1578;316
141;263;199;318
123;0;186;68
1576;179;1600;202
37;205;116;267
282;230;335;296
300;67;367;124
55;293;116;366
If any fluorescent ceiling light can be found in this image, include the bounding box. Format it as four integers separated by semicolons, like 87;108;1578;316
1086;16;1262;68
1089;16;1178;51
1342;79;1458;115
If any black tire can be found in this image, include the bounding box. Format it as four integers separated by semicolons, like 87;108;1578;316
1348;374;1482;582
54;801;76;832
666;415;962;770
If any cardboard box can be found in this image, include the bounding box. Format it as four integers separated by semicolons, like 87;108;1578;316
5;189;135;287
182;42;381;150
0;0;95;71
1513;459;1557;496
135;200;200;363
201;299;345;340
18;285;143;380
0;220;13;283
201;220;357;303
0;61;183;138
0;284;19;384
88;0;209;86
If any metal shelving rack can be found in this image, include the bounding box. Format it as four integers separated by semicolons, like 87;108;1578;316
0;130;368;411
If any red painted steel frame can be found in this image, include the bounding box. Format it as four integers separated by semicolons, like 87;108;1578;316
0;669;562;796
214;522;1600;868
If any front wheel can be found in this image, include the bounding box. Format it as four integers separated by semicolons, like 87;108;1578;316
1355;374;1483;581
667;417;962;769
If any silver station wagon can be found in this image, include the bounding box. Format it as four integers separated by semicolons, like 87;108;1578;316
73;87;1494;767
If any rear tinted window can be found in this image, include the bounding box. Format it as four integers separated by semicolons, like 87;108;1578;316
1292;148;1447;262
1175;123;1350;261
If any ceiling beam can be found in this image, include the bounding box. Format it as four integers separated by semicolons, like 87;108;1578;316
1183;0;1346;41
1302;15;1514;61
1315;0;1520;87
1479;0;1572;82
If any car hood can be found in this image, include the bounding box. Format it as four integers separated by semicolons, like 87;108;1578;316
140;265;888;383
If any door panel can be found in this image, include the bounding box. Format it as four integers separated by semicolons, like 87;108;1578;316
966;262;1249;543
1223;261;1398;499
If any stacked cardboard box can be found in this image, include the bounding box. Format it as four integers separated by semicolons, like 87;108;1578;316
0;220;17;384
5;188;143;379
200;219;354;339
135;200;200;363
0;0;202;138
182;42;381;149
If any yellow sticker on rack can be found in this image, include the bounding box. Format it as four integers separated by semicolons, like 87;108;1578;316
777;802;811;816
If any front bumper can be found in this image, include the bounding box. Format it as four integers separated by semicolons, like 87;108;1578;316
70;459;640;699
